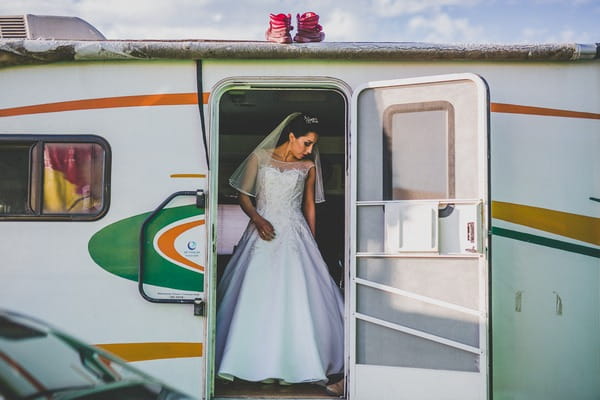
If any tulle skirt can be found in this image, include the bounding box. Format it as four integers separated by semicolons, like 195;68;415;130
215;217;344;384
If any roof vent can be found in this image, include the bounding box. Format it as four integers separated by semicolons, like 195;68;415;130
0;15;27;39
0;14;105;40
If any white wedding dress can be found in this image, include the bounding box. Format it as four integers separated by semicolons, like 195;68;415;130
216;152;344;384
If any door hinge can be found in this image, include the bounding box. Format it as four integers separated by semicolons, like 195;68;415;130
194;298;205;316
196;189;206;209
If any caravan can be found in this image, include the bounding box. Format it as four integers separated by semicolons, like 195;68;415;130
0;15;599;400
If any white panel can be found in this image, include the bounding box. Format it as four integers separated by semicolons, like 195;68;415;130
384;202;438;252
439;203;482;255
491;236;600;399
492;114;600;216
354;364;483;400
0;61;196;108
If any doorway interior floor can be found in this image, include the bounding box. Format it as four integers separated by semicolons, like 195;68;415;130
214;379;341;399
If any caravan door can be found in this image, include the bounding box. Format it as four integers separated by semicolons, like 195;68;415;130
350;73;490;399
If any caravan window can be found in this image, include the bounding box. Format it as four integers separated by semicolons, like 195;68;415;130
383;101;455;200
0;136;110;220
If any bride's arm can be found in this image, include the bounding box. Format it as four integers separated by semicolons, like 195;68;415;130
236;153;275;241
303;167;317;237
239;194;275;241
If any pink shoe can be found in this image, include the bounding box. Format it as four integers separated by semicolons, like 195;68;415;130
265;13;293;44
293;12;325;43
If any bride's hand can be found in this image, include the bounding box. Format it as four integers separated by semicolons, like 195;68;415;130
253;216;275;241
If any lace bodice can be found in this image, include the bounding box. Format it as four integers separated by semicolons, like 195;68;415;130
254;156;314;227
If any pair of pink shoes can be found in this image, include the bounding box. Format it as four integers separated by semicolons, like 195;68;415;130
266;12;325;44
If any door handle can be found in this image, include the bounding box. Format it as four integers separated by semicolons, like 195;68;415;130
139;189;205;304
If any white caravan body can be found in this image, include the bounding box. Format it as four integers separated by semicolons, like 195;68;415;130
0;38;598;400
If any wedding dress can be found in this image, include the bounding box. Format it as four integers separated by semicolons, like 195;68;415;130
215;150;344;384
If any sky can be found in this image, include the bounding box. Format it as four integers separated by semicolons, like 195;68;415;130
1;0;599;44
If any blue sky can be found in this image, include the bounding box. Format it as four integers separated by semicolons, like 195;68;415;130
1;0;598;43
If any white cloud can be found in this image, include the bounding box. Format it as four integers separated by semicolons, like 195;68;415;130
407;13;484;43
521;27;549;41
557;29;577;42
79;0;180;22
0;0;78;15
107;24;256;41
373;0;479;17
518;26;593;43
322;9;366;42
533;0;593;5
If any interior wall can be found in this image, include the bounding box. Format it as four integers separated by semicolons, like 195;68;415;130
217;87;347;285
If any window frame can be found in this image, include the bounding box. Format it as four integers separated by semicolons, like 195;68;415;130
382;100;456;201
0;134;111;221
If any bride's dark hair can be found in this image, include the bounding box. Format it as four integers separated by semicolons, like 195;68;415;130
229;111;325;202
276;113;320;146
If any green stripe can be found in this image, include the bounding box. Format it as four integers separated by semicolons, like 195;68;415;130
492;227;600;259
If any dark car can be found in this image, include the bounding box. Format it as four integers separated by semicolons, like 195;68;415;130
0;310;195;400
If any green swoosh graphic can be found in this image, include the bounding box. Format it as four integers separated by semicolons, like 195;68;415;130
88;205;204;291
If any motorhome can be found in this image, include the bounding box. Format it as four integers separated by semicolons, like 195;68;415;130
0;14;598;400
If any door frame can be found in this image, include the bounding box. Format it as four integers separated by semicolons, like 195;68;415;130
205;77;353;399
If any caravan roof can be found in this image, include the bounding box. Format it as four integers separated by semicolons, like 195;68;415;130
0;39;598;69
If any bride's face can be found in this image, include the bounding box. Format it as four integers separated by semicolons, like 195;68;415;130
289;131;319;160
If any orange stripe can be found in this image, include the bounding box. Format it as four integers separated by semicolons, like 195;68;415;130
2;95;595;120
492;201;600;246
157;219;205;271
491;103;600;120
95;342;203;362
0;92;209;117
170;174;207;178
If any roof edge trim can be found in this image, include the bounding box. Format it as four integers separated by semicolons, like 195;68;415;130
0;40;598;68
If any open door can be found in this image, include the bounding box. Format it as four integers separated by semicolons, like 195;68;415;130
349;73;489;399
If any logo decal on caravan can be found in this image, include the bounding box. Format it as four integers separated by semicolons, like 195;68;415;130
88;205;205;292
153;216;205;272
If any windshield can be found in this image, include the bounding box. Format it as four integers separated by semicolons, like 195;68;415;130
0;314;148;399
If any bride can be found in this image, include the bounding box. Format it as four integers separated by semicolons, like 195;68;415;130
215;112;345;393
